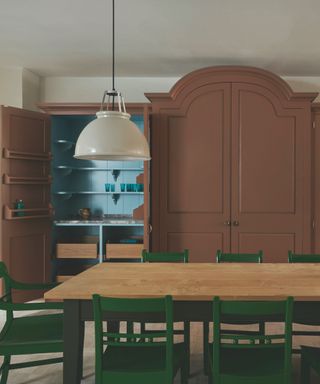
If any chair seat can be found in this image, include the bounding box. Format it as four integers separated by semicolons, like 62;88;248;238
301;346;320;375
0;314;63;355
103;342;185;373
209;344;285;376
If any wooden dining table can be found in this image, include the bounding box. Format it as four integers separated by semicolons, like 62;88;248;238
44;262;320;384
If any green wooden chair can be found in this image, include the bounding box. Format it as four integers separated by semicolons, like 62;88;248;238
288;250;320;263
141;249;189;263
92;294;188;384
141;249;190;374
288;250;320;353
216;249;263;263
203;249;264;373
300;346;320;383
209;296;293;384
0;261;64;384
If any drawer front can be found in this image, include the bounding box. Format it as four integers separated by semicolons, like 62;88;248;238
56;275;73;283
56;243;98;259
106;244;144;259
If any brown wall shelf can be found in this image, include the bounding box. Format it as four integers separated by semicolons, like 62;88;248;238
3;174;52;185
3;148;52;162
4;205;53;220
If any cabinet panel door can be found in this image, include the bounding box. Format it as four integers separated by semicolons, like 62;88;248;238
231;83;311;261
3;221;51;302
151;83;231;261
0;106;51;301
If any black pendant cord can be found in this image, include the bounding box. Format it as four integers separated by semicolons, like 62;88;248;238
112;0;115;110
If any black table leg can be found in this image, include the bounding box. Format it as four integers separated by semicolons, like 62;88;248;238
64;300;83;384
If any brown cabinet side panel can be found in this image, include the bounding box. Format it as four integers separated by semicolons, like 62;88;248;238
313;108;320;253
0;106;51;302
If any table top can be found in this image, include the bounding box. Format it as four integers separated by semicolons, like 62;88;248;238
44;263;320;302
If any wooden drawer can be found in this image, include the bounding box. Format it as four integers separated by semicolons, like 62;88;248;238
106;243;144;259
56;275;73;283
56;243;98;259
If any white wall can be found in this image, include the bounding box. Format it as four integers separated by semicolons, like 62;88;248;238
0;67;23;108
3;70;320;110
22;69;41;111
284;77;320;101
0;67;41;111
41;75;320;104
40;76;180;103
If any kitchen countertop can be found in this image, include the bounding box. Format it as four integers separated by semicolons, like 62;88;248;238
54;218;144;226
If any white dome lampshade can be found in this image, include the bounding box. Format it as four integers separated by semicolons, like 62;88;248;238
74;0;150;161
74;110;151;161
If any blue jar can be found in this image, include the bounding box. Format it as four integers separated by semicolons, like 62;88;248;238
15;199;25;217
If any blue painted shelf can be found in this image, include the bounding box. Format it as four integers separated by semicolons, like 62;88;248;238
51;113;145;280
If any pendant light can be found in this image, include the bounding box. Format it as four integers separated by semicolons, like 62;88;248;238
74;0;151;161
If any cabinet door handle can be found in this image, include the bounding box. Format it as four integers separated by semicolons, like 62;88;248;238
224;221;231;226
149;224;153;233
233;220;239;226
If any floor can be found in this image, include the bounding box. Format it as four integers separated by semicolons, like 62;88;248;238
2;323;320;384
2;317;319;384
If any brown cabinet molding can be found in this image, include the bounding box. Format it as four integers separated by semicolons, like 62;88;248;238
146;66;318;105
38;102;151;115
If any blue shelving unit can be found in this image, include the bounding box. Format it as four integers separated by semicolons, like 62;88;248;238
51;114;145;279
52;115;144;218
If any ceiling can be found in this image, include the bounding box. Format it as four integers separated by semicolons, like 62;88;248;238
1;0;320;77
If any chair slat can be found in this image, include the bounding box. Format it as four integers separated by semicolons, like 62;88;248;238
142;249;189;263
216;249;263;263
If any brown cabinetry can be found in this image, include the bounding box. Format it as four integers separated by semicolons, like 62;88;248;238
312;104;320;253
0;106;52;301
147;66;317;262
0;103;150;300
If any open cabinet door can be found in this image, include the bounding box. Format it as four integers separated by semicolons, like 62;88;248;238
0;106;51;302
143;105;150;250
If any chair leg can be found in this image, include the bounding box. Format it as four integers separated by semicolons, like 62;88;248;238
79;321;85;379
0;356;10;384
203;321;209;375
258;321;265;344
300;354;311;384
180;360;188;384
140;322;146;342
184;321;190;376
107;320;120;336
127;321;134;342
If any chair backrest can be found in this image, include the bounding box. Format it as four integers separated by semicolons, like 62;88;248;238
288;250;320;263
92;294;174;382
141;249;189;263
212;296;293;382
216;249;263;263
0;262;14;321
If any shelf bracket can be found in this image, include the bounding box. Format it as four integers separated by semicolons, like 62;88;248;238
112;193;120;205
111;169;121;181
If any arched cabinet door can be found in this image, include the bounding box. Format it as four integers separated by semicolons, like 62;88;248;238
149;83;232;262
147;66;316;262
231;82;312;262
